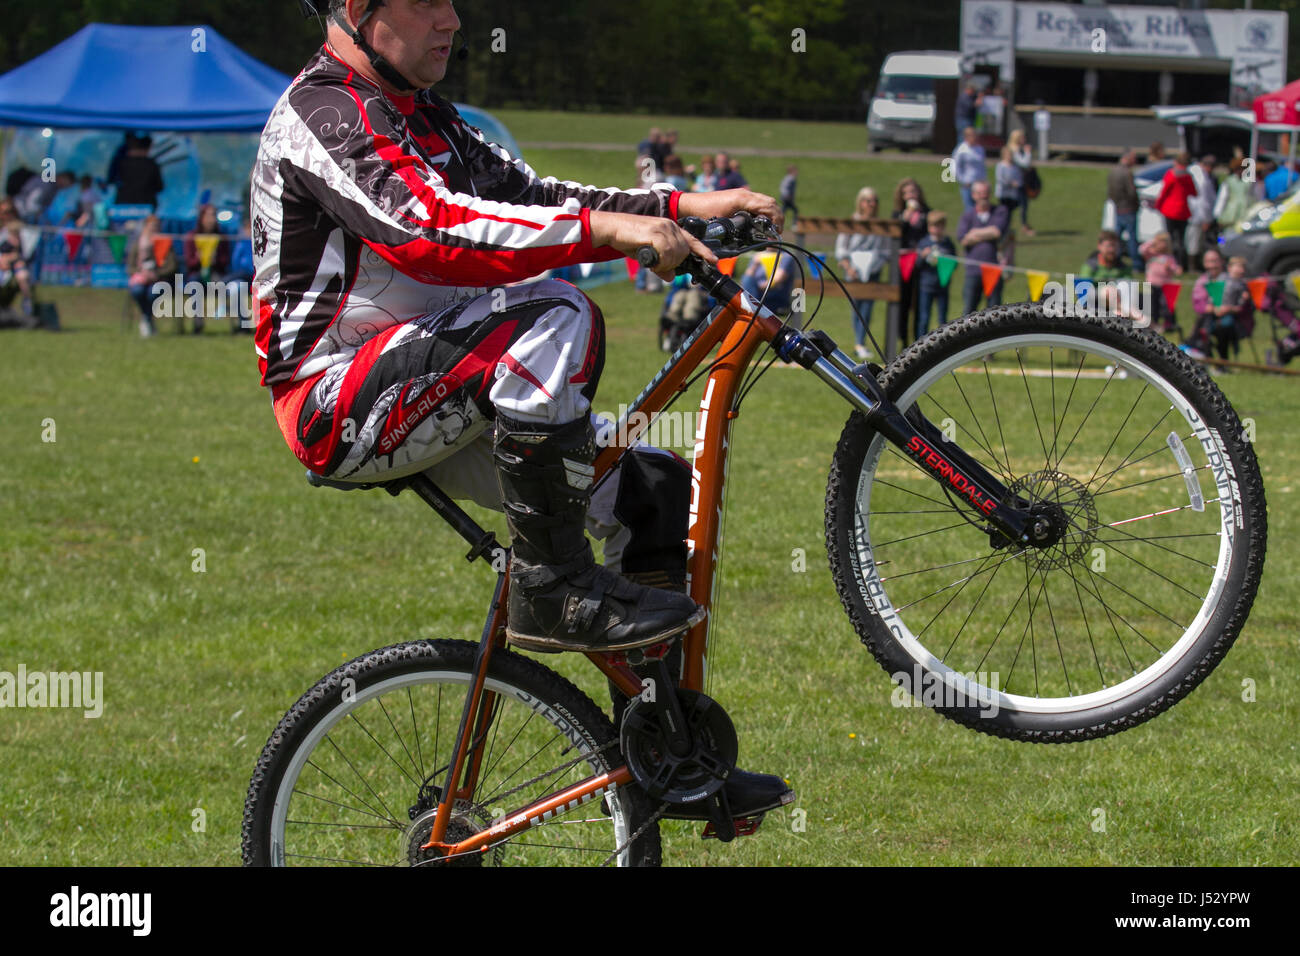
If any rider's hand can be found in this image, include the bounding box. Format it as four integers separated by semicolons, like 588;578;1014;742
677;188;784;231
589;211;716;281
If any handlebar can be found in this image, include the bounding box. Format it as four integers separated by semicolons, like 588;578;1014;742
634;212;777;273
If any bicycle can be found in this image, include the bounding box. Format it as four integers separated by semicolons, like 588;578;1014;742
242;213;1267;866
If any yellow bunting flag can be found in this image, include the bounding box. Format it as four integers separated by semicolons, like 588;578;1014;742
195;235;219;272
1292;274;1300;301
1025;269;1049;301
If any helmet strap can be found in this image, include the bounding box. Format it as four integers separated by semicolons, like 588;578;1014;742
329;0;421;94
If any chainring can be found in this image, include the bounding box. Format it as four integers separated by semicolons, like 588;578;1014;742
620;688;738;804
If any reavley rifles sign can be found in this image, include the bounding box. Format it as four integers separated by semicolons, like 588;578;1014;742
961;1;1288;105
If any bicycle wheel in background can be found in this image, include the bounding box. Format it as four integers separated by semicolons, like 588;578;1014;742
825;303;1266;742
242;640;660;866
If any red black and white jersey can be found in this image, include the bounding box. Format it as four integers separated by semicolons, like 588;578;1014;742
250;44;681;387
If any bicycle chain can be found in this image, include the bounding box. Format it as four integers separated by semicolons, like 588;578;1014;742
603;799;671;867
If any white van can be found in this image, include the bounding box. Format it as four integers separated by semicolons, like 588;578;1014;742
867;51;964;152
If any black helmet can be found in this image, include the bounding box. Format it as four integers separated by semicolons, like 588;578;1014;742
298;0;421;93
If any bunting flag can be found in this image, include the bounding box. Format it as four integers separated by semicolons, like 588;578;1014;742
624;258;639;281
577;261;594;277
1247;277;1269;309
63;232;84;261
1161;282;1182;313
1025;269;1049;301
717;257;737;276
936;255;957;288
1205;280;1224;307
195;235;219;272
979;263;1003;297
20;226;41;259
1293;274;1300;301
107;234;126;264
153;237;173;267
897;250;917;283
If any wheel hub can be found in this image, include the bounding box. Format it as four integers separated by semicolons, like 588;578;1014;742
406;803;500;867
1007;470;1098;571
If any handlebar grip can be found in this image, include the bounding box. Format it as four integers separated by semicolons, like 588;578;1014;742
636;245;660;269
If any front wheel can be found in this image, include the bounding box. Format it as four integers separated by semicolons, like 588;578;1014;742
825;303;1266;741
242;640;661;866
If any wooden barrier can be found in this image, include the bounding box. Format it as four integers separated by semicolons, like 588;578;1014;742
791;217;905;360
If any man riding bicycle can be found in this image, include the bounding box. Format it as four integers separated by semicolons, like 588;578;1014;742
253;0;793;818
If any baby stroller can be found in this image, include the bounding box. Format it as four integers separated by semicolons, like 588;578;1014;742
1265;279;1300;367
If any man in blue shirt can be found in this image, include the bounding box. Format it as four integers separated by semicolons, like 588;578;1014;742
952;127;987;211
1264;161;1298;201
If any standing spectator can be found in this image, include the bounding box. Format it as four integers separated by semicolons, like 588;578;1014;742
106;132;135;186
693;156;717;192
955;81;980;139
113;135;165;208
1149;141;1167;162
724;158;747;190
1137;231;1182;335
1214;155;1254;232
636;127;663;176
994;145;1023;220
5;167;37;202
1186;154;1218;263
779;165;799;226
44;172;81;226
1154;151;1197;271
952;127;986;211
914;210;955;340
956;180;1008;313
836;187;895;360
660;130;679;170
661;155;690;192
75;175;102;228
126;214;176;337
891;177;930;335
13;173;60;223
980;84;1006;138
714;152;739;190
1108;148;1141;270
184;203;231;334
1008;128;1036;236
1264;160;1298;201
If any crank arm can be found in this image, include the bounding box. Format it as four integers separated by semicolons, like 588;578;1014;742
772;326;1033;546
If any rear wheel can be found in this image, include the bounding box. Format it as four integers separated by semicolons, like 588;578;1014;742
825;303;1266;741
242;640;661;866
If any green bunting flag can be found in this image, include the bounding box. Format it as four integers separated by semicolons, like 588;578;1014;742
936;255;957;288
107;234;126;264
1206;280;1224;307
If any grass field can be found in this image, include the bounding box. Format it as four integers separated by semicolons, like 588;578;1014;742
1;115;1297;866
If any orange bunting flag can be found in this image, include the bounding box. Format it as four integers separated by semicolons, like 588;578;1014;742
153;237;174;268
195;235;219;272
717;257;737;276
979;262;1003;297
897;250;917;283
63;232;84;261
1161;282;1182;313
1246;277;1269;309
1025;269;1049;301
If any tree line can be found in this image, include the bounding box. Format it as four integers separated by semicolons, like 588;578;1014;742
2;0;1297;122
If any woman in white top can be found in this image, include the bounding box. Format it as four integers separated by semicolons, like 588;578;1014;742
1008;128;1036;237
835;187;896;360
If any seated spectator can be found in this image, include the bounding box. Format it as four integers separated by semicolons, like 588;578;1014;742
1193;255;1253;365
726;158;748;189
126;214;176;338
1079;229;1137;318
0;219;36;317
740;250;796;315
661;155;690;192
183;203;232;334
1188;248;1227;358
1137;231;1182;335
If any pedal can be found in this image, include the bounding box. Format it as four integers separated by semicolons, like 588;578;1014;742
703;814;764;840
606;641;673;667
701;789;735;842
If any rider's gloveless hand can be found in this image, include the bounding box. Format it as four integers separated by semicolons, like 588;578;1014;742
589;210;717;280
677;188;784;231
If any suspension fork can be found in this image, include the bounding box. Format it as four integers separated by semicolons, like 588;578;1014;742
771;325;1034;546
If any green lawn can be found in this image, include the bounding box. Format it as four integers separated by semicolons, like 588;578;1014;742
1;123;1296;866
